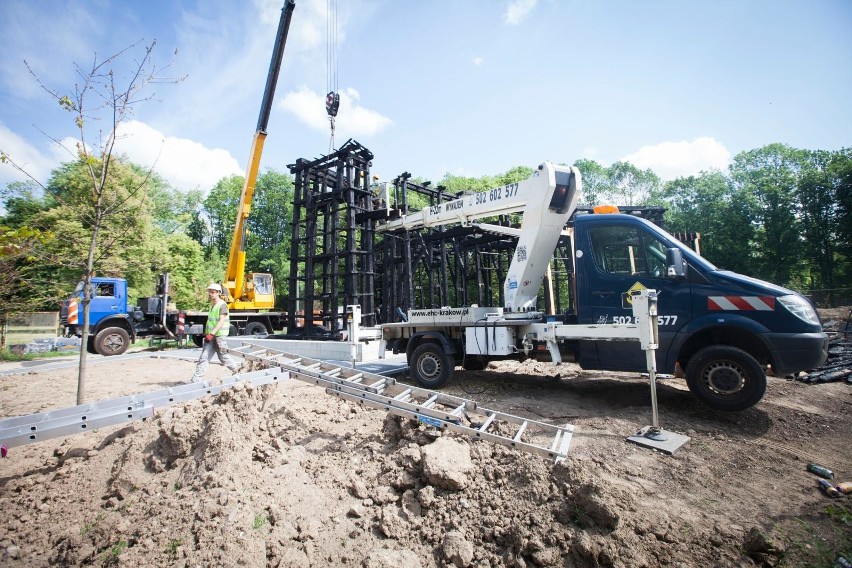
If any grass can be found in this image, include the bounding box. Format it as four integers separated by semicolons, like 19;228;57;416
825;504;852;526
0;348;75;362
252;513;267;530
101;540;128;566
165;538;182;558
80;512;105;536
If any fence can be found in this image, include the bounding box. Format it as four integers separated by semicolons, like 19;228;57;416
3;312;61;349
803;288;852;308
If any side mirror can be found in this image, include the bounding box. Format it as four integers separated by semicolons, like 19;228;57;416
666;248;686;279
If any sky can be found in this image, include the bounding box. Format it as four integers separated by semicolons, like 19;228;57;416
1;0;850;195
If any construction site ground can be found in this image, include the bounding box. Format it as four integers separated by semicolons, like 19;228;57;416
0;308;849;567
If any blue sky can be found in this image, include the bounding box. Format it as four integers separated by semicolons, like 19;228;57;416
1;0;850;194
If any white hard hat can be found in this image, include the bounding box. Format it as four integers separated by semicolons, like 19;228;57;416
207;282;223;293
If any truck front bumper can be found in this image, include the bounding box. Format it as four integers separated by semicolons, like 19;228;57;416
766;331;829;375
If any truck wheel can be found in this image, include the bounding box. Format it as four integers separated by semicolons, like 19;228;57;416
244;322;267;336
191;335;203;347
685;345;766;412
86;337;98;354
228;324;239;336
410;342;453;389
94;327;130;356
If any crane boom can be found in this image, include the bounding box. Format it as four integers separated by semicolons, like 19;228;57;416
224;0;295;310
377;162;580;312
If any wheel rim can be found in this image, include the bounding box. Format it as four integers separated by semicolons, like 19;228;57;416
417;353;442;380
103;334;125;353
702;360;745;395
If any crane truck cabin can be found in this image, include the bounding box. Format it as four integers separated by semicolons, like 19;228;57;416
378;162;829;412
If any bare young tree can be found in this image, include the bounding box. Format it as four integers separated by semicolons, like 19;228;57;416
0;40;184;404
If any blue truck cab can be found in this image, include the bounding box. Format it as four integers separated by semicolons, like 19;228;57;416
60;277;137;356
571;212;829;411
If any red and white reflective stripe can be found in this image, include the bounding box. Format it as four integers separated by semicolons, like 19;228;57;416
707;296;775;311
178;312;185;334
68;300;79;324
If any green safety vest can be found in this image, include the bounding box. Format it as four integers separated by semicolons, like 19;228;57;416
206;300;230;336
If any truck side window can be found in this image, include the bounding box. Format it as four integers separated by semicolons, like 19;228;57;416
589;226;668;278
95;283;115;297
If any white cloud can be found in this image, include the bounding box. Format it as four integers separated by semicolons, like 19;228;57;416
0;124;61;187
621;137;732;180
115;121;242;191
504;0;538;25
278;86;392;138
0;121;242;192
473;56;484;66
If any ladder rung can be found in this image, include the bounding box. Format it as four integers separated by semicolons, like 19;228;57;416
393;388;412;401
421;394;438;409
478;412;497;433
513;421;529;443
345;373;364;384
450;403;466;417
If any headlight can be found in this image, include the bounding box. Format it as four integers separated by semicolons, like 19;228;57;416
777;295;820;326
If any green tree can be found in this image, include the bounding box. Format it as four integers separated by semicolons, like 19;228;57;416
572;159;612;206
796;148;852;302
657;171;755;273
246;169;294;301
203;175;243;258
730;144;803;285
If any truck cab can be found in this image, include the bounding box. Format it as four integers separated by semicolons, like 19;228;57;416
572;212;829;410
60;277;135;356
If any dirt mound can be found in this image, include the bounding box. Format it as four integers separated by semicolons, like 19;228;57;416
0;346;850;567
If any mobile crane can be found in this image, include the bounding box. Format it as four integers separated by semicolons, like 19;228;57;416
377;162;828;412
222;0;295;313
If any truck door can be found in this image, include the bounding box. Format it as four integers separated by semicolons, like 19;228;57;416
576;221;692;371
89;281;123;325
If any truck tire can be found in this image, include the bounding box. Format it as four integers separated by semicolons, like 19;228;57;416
244;322;267;336
94;327;130;356
410;342;453;389
228;324;239;336
191;335;203;347
685;345;766;412
86;337;98;354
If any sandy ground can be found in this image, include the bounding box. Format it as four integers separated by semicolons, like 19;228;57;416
0;312;849;567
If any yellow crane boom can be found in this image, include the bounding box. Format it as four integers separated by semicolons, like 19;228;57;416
224;0;295;310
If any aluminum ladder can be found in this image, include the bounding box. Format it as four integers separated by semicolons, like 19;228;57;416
226;343;574;461
0;368;289;456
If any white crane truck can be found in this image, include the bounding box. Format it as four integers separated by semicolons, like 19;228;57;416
376;162;828;412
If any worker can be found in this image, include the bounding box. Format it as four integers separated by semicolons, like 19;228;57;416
191;282;242;381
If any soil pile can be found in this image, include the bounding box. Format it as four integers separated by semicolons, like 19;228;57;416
0;310;849;567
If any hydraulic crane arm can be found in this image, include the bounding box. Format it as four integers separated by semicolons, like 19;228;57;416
224;0;295;307
377;162;581;313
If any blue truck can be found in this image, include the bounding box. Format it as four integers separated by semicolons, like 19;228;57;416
377;163;829;411
59;274;285;356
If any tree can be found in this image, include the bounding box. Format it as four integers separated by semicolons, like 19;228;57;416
246;169;294;304
730;144;804;285
0;41;183;403
203;175;243;258
572;159;612;206
657;171;755;273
